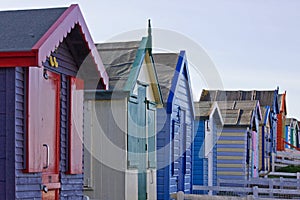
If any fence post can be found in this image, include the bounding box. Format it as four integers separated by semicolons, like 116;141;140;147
177;191;184;200
253;186;258;198
280;177;283;189
297;172;300;190
271;153;275;172
269;179;274;198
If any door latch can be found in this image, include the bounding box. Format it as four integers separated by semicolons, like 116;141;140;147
40;184;48;193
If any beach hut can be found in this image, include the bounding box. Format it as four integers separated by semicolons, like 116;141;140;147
83;23;163;200
153;52;194;199
285;118;299;149
277;92;287;151
200;89;279;174
192;102;223;194
215;100;262;180
259;106;272;173
0;5;108;199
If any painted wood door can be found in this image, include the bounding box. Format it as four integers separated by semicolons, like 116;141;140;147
137;85;147;200
40;70;60;200
252;131;258;177
177;110;186;192
27;68;61;199
128;84;147;200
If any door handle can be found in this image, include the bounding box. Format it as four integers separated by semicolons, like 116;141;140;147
43;144;50;169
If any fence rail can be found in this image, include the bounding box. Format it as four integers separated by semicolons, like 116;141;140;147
272;151;300;171
191;177;300;199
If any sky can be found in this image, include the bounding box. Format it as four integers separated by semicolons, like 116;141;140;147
2;1;300;119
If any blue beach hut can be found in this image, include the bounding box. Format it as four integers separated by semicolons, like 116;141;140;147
192;102;223;194
153;51;194;199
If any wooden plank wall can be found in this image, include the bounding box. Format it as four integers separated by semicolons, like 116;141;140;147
216;128;247;181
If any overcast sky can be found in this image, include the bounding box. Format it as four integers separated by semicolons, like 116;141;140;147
2;1;300;119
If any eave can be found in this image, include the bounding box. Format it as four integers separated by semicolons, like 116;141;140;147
0;50;37;67
0;4;109;89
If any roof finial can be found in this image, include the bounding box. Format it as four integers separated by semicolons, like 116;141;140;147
148;19;152;37
147;19;152;55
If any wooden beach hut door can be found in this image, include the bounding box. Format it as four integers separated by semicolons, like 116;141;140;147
27;67;61;199
39;70;61;199
128;84;147;200
177;110;186;192
137;85;147;200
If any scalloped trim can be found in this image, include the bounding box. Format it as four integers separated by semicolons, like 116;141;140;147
32;4;109;89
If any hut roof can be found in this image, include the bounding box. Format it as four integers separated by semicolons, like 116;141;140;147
97;41;141;90
153;53;178;103
200;89;276;107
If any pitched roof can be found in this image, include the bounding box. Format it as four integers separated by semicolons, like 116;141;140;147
218;100;260;126
260;106;270;125
200;89;276;107
278;92;287;115
96;37;163;105
153;53;179;102
97;41;141;90
194;101;214;117
0;7;66;52
285;118;299;127
0;4;108;88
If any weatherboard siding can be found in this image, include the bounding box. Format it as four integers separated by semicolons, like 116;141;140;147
157;66;193;200
177;67;193;190
192;120;206;194
13;36;84;199
193;117;218;194
0;67;42;199
156;108;171;200
15;67;42;200
0;68;17;199
171;69;193;194
217;128;247;181
56;39;83;199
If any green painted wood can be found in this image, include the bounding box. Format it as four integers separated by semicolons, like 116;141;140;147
123;38;148;92
128;98;138;168
137;85;147;200
127;84;148;200
148;108;156;168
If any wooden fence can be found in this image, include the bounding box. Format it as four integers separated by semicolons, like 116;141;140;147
272;151;300;171
190;177;300;199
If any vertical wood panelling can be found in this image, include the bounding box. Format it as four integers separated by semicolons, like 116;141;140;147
192;120;205;194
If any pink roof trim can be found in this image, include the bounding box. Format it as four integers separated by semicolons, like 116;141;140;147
32;4;109;89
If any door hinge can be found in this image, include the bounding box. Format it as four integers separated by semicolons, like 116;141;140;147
145;144;148;151
146;192;148;199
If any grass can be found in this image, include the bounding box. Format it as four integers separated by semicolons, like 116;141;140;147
277;165;300;173
268;165;300;178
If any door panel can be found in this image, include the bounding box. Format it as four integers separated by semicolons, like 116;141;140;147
137;85;147;200
177;110;186;192
128;85;147;199
27;67;60;199
39;69;60;199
